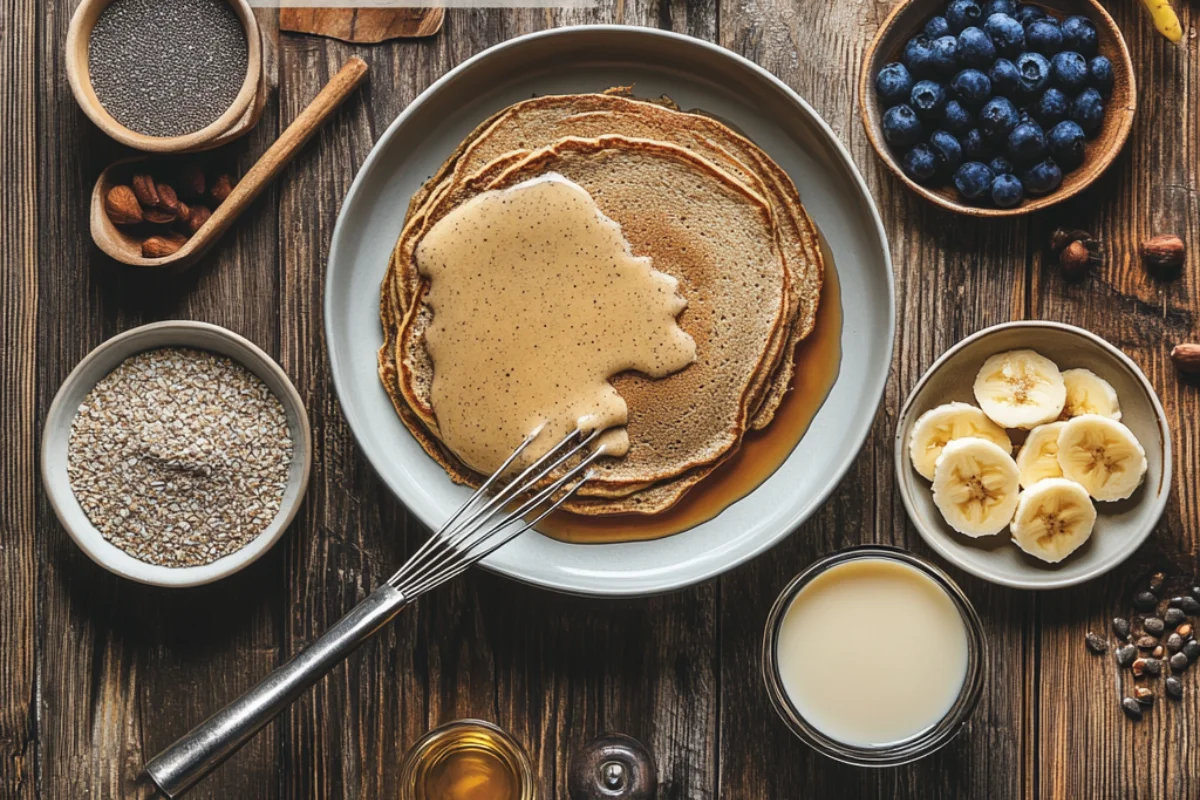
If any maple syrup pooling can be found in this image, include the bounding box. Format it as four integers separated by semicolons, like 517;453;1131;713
416;174;696;475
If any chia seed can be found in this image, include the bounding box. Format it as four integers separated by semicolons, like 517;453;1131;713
88;0;249;137
67;348;292;567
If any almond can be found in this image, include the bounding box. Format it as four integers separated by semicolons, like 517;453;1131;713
209;173;233;206
183;204;212;234
143;208;176;224
131;173;160;207
1171;343;1200;375
156;182;182;216
141;232;187;259
104;185;143;225
1141;234;1185;273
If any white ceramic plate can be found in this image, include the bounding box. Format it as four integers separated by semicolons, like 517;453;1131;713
325;26;894;596
895;322;1172;590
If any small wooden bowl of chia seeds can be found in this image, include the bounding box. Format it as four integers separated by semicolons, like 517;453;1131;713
41;321;312;587
66;0;264;153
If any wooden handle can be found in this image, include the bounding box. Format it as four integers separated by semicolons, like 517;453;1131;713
200;57;369;246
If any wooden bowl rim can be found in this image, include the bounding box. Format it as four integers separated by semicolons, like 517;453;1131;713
66;0;262;154
858;0;1136;218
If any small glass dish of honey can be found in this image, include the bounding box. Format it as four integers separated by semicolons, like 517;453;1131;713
399;719;536;800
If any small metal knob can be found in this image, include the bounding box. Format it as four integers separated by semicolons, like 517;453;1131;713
568;733;656;800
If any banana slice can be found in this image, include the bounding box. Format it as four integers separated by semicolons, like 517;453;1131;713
932;438;1021;537
1061;368;1122;420
1057;415;1147;501
909;402;1013;480
1010;478;1097;563
973;349;1067;429
1015;422;1066;488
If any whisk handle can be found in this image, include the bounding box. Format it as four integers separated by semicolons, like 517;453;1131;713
144;584;409;797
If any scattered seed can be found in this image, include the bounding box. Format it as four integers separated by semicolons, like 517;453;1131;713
1181;597;1200;615
1185;641;1200;662
1145;617;1166;636
1167;633;1184;652
1133;658;1148;676
1134;591;1159;611
1144;657;1163;676
1137;636;1159;650
1122;697;1144;720
1150;572;1167;594
1166;676;1184;699
1153;645;1165;658
1169;596;1187;608
1165;608;1187;627
1135;686;1155;705
1192;586;1200;601
1170;652;1189;671
1178;623;1194;639
1116;644;1137;667
1086;632;1109;653
1113;617;1131;640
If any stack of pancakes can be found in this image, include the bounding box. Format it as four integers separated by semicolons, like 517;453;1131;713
379;92;824;515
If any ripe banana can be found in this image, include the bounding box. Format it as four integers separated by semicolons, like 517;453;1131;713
1061;368;1122;420
1015;422;1066;488
1056;415;1147;501
932;438;1021;537
909;402;1013;480
973;349;1066;429
1010;478;1098;563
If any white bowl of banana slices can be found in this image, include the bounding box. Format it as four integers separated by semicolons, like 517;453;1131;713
896;321;1172;590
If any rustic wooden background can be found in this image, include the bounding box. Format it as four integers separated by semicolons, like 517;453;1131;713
3;0;1198;796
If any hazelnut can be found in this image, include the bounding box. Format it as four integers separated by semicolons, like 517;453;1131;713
1141;234;1185;275
1050;228;1096;255
1059;240;1094;280
104;185;143;225
1171;344;1200;375
130;173;160;207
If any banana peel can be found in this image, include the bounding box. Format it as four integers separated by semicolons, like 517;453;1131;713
1142;0;1184;43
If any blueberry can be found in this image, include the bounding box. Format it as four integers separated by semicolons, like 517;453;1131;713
902;143;939;182
943;99;974;133
1071;87;1105;136
1033;87;1069;126
1089;55;1114;96
1047;120;1087;170
991;173;1025;207
951;69;992;106
989;58;1022;95
911;80;949;119
1015;52;1052;94
957;27;996;68
903;35;938;77
989;155;1015;174
883;104;925;147
946;0;984;32
1051;51;1089;92
1061;15;1098;56
1007;119;1047;162
929;130;965;172
1022;157;1063;194
962;128;989;160
984;0;1016;16
876;62;915;104
1026;19;1064;54
1014;3;1045;26
929;35;962;75
954;161;996;199
925;15;953;39
979;96;1020;140
984;13;1026;57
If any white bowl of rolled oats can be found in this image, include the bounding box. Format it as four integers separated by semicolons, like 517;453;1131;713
42;320;311;587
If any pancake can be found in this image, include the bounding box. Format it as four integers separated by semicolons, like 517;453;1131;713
383;135;788;512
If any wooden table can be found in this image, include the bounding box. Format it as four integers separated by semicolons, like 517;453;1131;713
5;1;1198;797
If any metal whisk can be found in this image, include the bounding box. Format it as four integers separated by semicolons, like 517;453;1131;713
144;427;604;798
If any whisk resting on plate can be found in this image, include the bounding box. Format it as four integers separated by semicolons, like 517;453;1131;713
145;426;604;797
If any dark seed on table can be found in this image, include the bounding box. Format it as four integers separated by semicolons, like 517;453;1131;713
1086;632;1108;653
1191;586;1200;601
1150;572;1166;594
1122;697;1144;720
1113;617;1131;640
1137;636;1159;649
1153;645;1165;658
1178;623;1194;639
1166;676;1184;698
1169;596;1187;608
1135;591;1159;611
1170;652;1190;671
1133;658;1147;676
1144;657;1163;675
1145;617;1166;636
1184;641;1200;662
1116;644;1137;667
1165;608;1187;627
1167;633;1184;652
1181;597;1200;614
1135;686;1155;705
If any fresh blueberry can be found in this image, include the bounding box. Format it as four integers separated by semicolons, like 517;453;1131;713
979;96;1020;140
929;130;965;172
1047;120;1087;170
957;27;996;68
962;128;989;160
883;104;925;147
943;99;974;133
984;0;1017;16
1071;88;1105;136
902;143;939;183
989;58;1022;95
954;161;996;199
1051;51;1089;92
1026;19;1064;54
925;15;953;39
946;0;984;32
1022;157;1064;194
876;62;914;104
1089;55;1114;96
1007;119;1047;162
903;35;937;77
989;155;1015;174
910;80;948;119
991;173;1025;207
951;69;992;106
1061;15;1098;56
929;35;962;75
1033;87;1069;126
1015;52;1052;94
984;13;1026;57
1013;3;1045;26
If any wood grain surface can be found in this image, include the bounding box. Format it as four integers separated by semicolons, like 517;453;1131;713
6;0;1199;797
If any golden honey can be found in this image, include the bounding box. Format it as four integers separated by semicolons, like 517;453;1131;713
400;720;535;800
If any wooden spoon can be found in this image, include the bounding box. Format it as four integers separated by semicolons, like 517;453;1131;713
91;56;369;269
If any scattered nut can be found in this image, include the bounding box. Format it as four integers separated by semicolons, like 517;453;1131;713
178;163;206;199
104;185;143;225
209;173;233;206
1113;617;1131;640
156;182;182;216
1167;633;1184;652
1173;344;1200;376
1185;640;1200;662
1145;617;1166;636
1166;676;1184;698
183;204;213;235
1144;657;1163;676
1121;697;1144;720
1050;228;1097;255
1177;623;1193;639
143;208;176;224
1086;632;1109;653
141;233;186;259
1165;608;1187;627
1181;596;1200;615
1134;591;1158;611
1137;635;1159;650
1135;686;1155;705
1153;645;1165;658
131;173;160;207
1141;234;1185;274
1059;240;1097;280
1116;644;1137;667
1133;658;1147;676
1170;652;1190;671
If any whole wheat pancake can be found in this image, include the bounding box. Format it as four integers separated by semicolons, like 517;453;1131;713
383;136;788;512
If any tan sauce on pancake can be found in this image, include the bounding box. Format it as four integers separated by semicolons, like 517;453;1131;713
537;228;842;542
416;173;696;475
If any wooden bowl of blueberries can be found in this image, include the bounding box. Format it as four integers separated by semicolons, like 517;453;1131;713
859;0;1135;215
